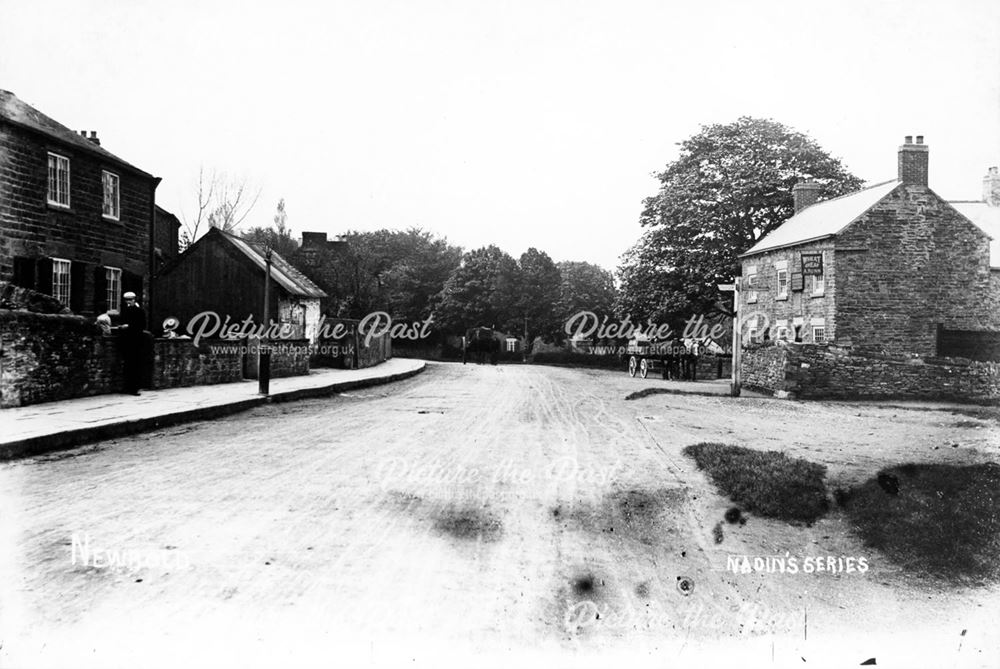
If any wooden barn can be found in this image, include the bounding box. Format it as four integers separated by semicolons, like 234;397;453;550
152;227;326;340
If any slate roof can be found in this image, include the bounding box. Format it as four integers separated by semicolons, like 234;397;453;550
0;89;154;178
220;230;327;298
949;201;1000;268
741;180;902;257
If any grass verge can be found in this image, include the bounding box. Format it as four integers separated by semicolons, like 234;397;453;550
682;442;829;522
842;462;1000;584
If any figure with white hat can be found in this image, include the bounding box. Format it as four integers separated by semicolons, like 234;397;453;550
119;290;147;395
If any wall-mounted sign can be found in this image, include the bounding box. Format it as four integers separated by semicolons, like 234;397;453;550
791;273;805;292
801;253;824;276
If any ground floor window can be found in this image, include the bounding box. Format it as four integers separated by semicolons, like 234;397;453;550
52;258;71;306
812;326;826;343
105;266;122;311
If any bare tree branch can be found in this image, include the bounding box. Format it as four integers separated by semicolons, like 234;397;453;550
179;167;261;249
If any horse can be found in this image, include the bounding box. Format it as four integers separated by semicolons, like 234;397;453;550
463;327;500;365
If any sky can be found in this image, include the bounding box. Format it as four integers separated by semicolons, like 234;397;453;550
1;0;998;272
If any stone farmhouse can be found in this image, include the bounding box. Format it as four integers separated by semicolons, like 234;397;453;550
738;136;1000;359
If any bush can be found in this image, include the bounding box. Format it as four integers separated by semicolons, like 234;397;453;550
528;351;624;370
844;463;1000;583
683;442;829;522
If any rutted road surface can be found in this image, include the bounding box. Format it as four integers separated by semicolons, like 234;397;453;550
1;362;998;668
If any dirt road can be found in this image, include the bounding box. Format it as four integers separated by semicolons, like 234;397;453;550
1;362;998;668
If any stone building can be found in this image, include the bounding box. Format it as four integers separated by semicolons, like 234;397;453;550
738;136;1000;358
0;89;161;316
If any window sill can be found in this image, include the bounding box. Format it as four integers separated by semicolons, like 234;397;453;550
102;215;123;223
47;202;72;212
776;294;788;301
810;292;825;298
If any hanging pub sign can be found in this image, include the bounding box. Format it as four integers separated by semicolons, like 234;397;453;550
801;253;824;276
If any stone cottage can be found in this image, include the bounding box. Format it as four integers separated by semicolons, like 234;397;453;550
738;136;1000;358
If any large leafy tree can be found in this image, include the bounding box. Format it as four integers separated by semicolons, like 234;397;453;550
288;228;461;321
617;117;864;322
433;245;521;333
555;261;617;326
516;248;563;348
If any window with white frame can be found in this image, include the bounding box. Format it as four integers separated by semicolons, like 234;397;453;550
811;273;825;295
506;339;517;352
105;266;122;311
52;258;71;305
776;269;789;298
747;327;758;344
746;274;758;303
102;171;120;220
47;153;70;207
812;326;826;343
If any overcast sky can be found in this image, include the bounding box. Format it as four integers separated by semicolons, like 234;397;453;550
2;0;998;271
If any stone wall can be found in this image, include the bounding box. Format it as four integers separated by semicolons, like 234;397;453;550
1;310;121;407
150;339;243;390
742;341;1000;403
741;344;789;395
2;309;250;408
358;331;391;369
242;338;311;379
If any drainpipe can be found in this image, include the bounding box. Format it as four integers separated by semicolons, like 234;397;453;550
259;247;272;395
148;177;161;332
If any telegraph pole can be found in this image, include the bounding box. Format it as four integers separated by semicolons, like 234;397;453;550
259;246;273;396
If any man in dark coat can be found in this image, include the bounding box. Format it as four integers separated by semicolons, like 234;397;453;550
119;291;147;395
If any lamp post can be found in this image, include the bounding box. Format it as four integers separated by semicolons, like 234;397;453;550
718;282;741;397
259;246;273;395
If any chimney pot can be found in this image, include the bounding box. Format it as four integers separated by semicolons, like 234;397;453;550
904;135;913;144
915;135;924;145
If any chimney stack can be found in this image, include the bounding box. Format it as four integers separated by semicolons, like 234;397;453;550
87;131;100;146
898;135;928;186
984;166;1000;207
301;231;328;249
792;180;822;213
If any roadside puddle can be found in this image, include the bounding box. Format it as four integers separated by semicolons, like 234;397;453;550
383;491;504;544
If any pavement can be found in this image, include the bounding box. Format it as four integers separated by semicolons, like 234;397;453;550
0;357;425;461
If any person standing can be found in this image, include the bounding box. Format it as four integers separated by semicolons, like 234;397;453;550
119;291;147;395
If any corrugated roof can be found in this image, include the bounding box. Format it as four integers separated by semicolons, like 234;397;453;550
221;231;327;298
741;179;901;257
949;201;1000;268
0;89;153;178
